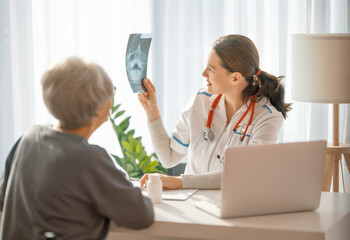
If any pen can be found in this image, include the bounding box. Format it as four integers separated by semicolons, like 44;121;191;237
217;130;235;163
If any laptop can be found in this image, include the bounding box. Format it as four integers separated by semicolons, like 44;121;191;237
194;140;327;218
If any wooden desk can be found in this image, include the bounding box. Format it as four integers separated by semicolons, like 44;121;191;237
107;190;350;240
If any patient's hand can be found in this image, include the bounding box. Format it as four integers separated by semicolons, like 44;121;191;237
140;173;182;190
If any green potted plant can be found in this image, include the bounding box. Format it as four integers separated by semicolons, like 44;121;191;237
109;99;166;178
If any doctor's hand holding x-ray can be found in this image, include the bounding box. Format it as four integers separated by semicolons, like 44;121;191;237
138;34;292;190
137;78;161;122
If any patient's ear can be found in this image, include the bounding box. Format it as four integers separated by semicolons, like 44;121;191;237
96;99;113;119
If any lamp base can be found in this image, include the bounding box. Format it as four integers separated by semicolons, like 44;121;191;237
322;143;350;192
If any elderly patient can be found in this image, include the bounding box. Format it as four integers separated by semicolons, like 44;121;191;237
0;58;154;239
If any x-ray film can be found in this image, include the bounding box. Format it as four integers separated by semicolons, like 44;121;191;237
125;33;152;93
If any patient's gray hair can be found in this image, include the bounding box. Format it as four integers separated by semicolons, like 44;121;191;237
41;57;114;129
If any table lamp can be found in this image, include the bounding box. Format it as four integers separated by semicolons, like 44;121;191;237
291;34;350;192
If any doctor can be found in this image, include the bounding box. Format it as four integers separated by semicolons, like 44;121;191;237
138;34;292;189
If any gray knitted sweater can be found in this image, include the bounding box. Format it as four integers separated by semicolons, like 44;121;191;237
0;125;153;240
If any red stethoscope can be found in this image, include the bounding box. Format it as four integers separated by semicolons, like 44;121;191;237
202;94;257;142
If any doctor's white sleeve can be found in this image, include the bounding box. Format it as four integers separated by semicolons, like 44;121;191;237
147;118;185;168
181;170;222;189
147;118;221;189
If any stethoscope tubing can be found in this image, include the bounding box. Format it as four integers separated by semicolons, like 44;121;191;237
203;95;257;142
203;95;257;164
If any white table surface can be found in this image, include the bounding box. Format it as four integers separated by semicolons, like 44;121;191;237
107;191;350;240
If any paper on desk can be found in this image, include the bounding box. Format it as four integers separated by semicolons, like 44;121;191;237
162;189;198;201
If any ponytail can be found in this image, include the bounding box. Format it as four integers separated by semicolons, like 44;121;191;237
242;71;292;119
211;34;292;118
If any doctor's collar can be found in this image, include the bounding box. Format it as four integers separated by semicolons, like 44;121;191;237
208;94;259;112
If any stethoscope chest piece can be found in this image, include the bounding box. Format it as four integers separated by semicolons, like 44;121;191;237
203;127;214;142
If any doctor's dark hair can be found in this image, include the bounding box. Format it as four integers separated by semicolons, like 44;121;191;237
212;34;292;119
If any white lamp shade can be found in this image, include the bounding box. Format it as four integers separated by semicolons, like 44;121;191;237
291;34;350;103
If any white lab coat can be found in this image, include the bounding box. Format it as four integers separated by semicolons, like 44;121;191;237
170;87;284;174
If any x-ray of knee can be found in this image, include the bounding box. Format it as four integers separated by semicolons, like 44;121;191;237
125;33;152;93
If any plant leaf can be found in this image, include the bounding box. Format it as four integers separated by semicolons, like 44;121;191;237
111;104;121;114
109;100;166;177
128;135;137;150
125;163;135;172
135;142;142;155
114;110;125;119
139;155;152;169
119;117;131;132
111;154;122;167
143;160;158;172
121;141;133;152
129;171;140;178
111;122;120;135
136;150;146;160
125;152;135;161
126;129;135;137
